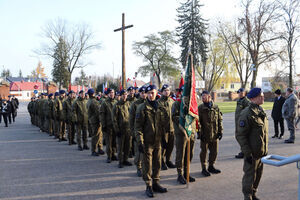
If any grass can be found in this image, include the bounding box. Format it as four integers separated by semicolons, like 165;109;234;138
216;101;274;114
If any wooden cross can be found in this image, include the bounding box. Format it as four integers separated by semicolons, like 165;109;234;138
114;13;133;89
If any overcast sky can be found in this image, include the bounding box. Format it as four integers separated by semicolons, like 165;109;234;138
0;0;296;86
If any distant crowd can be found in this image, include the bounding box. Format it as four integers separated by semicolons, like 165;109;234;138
0;95;19;127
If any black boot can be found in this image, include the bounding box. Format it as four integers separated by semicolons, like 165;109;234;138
98;149;105;155
83;145;90;150
235;152;244;159
118;163;124;168
272;134;278;138
161;161;168;170
177;174;187;184
145;186;154;198
208;165;221;174
91;152;99;156
106;157;111;163
111;154;118;161
252;193;260;200
184;173;195;182
78;146;83;151
123;160;133;166
201;168;211;177
152;183;168;193
166;160;176;168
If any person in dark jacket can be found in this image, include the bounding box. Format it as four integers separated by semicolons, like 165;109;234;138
1;99;11;127
271;89;285;139
7;95;17;123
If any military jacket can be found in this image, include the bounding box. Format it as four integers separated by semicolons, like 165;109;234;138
72;96;88;125
42;98;50;118
198;102;223;142
157;95;174;133
236;102;268;159
27;101;34;114
235;97;250;131
63;97;75;123
127;95;136;104
112;99;131;134
87;96;100;124
135;99;165;146
54;97;65;121
100;97;117;129
129;97;146;133
48;99;54;119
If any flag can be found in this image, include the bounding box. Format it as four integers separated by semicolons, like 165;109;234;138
176;73;184;98
179;53;198;138
104;81;108;91
68;82;72;92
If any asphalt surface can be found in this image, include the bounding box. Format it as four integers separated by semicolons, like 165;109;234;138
0;102;299;200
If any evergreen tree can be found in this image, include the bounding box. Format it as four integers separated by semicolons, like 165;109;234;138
52;37;70;89
176;0;208;80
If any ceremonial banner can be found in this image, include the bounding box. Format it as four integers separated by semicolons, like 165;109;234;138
179;53;198;138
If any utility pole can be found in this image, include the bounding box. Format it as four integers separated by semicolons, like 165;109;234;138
114;13;133;89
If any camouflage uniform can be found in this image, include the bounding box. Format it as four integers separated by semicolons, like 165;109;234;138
198;102;223;170
72;96;89;148
236;102;268;200
63;96;76;144
54;96;66;140
100;97;117;160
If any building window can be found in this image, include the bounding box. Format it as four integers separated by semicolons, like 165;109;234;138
230;84;234;89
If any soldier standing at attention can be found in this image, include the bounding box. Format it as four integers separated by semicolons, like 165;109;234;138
172;86;196;184
198;91;223;177
157;84;176;170
135;85;168;198
100;88;118;163
27;97;35;125
87;88;104;156
63;90;76;145
129;86;147;177
48;94;55;136
236;88;268;200
127;86;136;158
235;88;250;159
112;89;133;168
54;90;67;141
72;90;89;151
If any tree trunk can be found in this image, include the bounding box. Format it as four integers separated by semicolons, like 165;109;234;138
250;62;258;89
289;50;293;88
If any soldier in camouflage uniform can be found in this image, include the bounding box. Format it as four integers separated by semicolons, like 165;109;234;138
135;85;168;198
54;90;67;141
42;93;52;134
87;88;104;155
198;91;223;177
112;89;132;168
63;90;76;145
100;88;117;163
172;86;196;184
48;94;55;136
127;86;136;158
157;84;176;170
129;86;147;177
72;90;89;151
236;88;268;200
235;88;250;159
38;93;47;132
27;97;35;125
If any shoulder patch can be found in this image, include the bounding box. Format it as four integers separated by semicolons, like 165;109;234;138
239;120;245;127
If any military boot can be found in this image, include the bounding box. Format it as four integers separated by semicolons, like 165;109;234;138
78;146;83;151
177;174;187;184
201;168;211;177
83;145;90;150
235;152;244;159
91;152;99;156
152;183;167;193
145;186;154;198
161;160;168;170
98;149;105;155
137;168;142;177
123;160;133;166
208;165;221;174
166;160;176;168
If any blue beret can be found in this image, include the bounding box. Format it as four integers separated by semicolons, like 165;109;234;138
79;90;84;94
48;93;53;98
87;88;95;95
59;90;65;94
202;90;209;95
115;91;120;96
54;92;59;97
69;90;75;94
139;86;146;93
106;88;113;93
104;90;108;95
145;85;157;93
120;89;127;95
127;86;134;91
247;88;262;99
237;88;245;93
161;84;170;91
134;87;139;90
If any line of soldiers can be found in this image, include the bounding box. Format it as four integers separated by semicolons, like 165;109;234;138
27;84;226;198
0;95;19;127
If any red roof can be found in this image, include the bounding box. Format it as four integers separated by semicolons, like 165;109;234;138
10;81;43;91
69;85;88;93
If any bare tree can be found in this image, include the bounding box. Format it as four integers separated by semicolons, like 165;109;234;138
205;34;230;92
238;0;282;88
218;22;252;88
277;0;300;87
35;18;101;84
